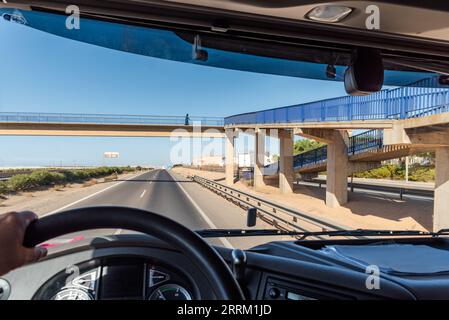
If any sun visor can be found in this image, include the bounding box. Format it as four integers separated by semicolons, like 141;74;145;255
0;8;439;87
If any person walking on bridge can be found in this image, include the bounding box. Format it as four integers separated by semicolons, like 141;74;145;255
184;113;190;126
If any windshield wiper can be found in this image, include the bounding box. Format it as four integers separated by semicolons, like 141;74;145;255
196;228;449;240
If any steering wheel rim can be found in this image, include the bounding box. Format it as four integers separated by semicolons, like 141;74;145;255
23;206;244;300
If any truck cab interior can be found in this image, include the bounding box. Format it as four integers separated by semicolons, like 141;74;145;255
2;1;449;301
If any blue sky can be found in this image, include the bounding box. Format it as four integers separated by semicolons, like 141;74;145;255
0;17;349;167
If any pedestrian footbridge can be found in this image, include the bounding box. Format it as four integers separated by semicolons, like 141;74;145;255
225;77;449;128
224;77;449;231
0;113;225;137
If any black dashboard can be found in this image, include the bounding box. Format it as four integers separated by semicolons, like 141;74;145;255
35;256;194;300
2;234;449;300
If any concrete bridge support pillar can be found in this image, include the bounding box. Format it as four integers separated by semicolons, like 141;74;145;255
279;129;294;194
225;128;236;186
434;147;449;231
254;129;266;188
326;130;349;208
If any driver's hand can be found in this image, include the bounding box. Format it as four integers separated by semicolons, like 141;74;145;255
0;211;47;276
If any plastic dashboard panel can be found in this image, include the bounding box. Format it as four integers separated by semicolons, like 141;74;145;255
239;238;449;300
3;234;449;300
215;245;416;300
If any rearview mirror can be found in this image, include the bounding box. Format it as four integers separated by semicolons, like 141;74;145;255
344;48;384;96
247;208;257;227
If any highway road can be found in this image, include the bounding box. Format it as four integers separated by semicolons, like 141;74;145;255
44;169;285;249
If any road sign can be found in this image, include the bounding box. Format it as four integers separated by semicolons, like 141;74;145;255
104;152;120;158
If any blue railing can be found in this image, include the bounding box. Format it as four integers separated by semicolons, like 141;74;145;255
294;145;327;168
293;129;383;169
231;77;449;171
0;112;225;126
348;129;383;155
225;77;449;126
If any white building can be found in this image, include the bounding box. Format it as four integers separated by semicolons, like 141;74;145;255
192;156;224;167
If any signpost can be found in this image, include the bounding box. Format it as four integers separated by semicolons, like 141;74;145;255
104;152;120;158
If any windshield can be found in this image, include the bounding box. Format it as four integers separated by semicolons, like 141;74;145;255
0;8;445;249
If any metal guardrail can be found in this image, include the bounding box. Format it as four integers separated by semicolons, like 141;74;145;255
225;77;449;126
180;165;225;173
0;168;64;180
310;178;434;199
192;175;353;239
0;171;32;180
0;112;225;126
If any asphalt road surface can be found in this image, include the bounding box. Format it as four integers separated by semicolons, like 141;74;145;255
45;169;284;249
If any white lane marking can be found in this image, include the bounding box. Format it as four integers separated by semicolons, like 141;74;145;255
167;171;234;249
42;171;150;217
140;189;147;198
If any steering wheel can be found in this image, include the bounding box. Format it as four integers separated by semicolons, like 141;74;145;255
23;206;244;300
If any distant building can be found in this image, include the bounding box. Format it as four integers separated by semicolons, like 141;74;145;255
237;152;277;168
384;154;432;166
191;152;277;168
192;156;224;167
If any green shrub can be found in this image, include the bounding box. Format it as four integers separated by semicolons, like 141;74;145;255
409;166;435;182
3;166;135;194
0;181;9;194
9;174;38;191
355;166;393;179
8;170;65;191
30;170;65;186
294;139;325;155
355;163;434;182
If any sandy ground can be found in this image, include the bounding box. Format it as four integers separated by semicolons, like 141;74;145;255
0;171;141;216
172;167;433;231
